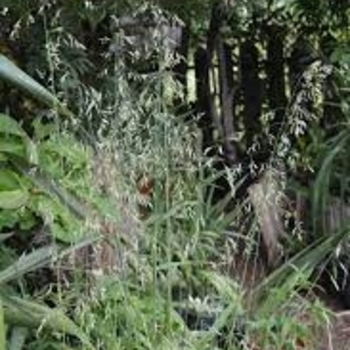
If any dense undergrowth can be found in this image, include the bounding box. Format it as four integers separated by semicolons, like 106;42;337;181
0;1;350;350
0;54;333;350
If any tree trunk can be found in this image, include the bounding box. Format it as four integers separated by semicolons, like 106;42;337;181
207;0;224;61
240;38;262;148
195;45;214;153
173;25;190;109
217;37;238;165
266;25;287;135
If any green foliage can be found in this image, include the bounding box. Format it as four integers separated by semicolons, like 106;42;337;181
78;281;185;350
2;294;93;350
0;113;37;162
0;0;349;349
0;113;36;229
0;242;96;349
0;54;97;347
0;112;87;242
0;58;101;244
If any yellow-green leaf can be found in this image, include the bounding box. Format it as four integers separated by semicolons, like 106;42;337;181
0;114;26;137
0;190;29;209
0;139;26;159
0;169;23;191
0;114;38;164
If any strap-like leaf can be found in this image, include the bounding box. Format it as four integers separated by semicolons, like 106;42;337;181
1;294;94;349
0;245;58;285
0;298;5;350
0;55;73;119
8;327;28;350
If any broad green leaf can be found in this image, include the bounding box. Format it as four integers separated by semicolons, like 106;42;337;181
0;169;27;192
0;115;38;164
34;193;83;243
0;55;74;119
0;298;5;350
0;190;29;209
0;210;21;231
0;139;26;159
0;170;20;191
0;114;26;137
18;165;88;220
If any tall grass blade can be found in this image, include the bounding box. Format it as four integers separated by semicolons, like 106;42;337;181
8;327;28;350
254;225;350;310
0;245;58;285
0;298;5;350
0;233;13;244
1;294;93;349
312;130;350;231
